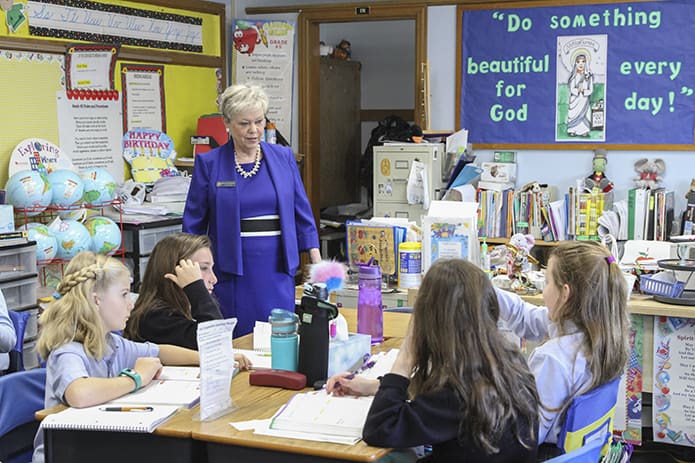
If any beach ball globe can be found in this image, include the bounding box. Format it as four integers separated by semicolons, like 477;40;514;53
5;169;52;216
52;220;91;260
85;216;121;256
81;167;117;206
22;223;57;262
48;169;84;208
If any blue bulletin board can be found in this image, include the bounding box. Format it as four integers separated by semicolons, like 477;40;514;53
457;0;695;147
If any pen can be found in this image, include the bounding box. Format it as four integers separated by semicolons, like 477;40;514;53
344;360;376;380
100;406;154;412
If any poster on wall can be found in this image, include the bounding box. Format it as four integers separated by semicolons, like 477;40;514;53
231;19;294;143
121;63;166;132
613;314;644;444
65;43;119;91
652;316;695;447
459;1;695;145
56;90;124;182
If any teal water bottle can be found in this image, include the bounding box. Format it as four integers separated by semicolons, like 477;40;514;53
270;309;299;371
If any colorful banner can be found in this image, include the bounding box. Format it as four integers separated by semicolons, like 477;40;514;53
459;1;695;145
614;314;644;444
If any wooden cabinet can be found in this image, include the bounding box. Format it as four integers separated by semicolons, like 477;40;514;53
319;57;361;209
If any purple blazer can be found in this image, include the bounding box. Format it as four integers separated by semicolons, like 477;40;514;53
182;141;319;276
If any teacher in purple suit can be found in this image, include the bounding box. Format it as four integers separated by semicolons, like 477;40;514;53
183;83;321;336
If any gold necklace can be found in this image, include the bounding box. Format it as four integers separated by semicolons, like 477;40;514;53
234;145;261;179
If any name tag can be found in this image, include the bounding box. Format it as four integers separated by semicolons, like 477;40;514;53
216;181;236;188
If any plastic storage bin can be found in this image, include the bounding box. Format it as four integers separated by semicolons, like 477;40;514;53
123;223;182;254
0;276;38;311
0;243;37;280
639;273;685;298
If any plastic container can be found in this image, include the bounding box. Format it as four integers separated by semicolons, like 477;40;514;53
269;308;299;371
357;264;383;344
398;241;422;289
265;121;277;144
639;274;685;298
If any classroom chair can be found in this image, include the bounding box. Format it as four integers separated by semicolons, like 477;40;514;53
546;438;604;463
0;367;47;463
557;377;621;455
7;310;30;373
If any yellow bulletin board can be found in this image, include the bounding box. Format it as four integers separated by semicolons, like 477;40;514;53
0;0;225;186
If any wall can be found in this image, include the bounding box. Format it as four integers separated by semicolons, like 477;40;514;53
234;0;694;219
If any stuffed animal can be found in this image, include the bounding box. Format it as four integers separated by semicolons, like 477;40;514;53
505;233;539;283
331;39;351;60
633;158;665;189
585;149;614;193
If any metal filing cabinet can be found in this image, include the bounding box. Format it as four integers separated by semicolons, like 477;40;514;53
373;144;446;225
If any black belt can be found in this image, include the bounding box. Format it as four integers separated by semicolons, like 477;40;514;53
240;218;281;233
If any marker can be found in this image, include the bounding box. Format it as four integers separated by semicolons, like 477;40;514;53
100;406;154;412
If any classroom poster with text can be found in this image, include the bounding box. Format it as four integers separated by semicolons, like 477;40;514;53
231;19;294;143
653;316;695;447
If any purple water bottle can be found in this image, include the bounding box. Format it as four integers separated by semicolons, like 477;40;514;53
357;263;383;344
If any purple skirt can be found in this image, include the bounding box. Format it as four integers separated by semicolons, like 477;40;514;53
213;234;294;337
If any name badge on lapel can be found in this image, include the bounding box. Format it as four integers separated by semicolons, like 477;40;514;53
216;181;236;188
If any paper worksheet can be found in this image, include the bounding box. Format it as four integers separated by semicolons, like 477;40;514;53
197;318;237;421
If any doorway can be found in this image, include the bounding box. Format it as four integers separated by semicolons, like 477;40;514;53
296;4;428;220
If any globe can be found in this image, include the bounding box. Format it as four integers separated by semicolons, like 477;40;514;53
81;168;117;206
21;223;57;262
84;216;121;256
52;220;92;260
48;169;84;208
5;169;52;216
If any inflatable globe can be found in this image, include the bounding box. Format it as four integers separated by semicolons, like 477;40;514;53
81;168;117;206
85;216;121;256
48;169;84;208
5;170;52;216
22;223;57;262
52;220;91;260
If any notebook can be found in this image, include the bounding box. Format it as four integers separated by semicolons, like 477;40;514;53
41;404;179;433
270;389;373;439
109;374;201;408
235;349;272;370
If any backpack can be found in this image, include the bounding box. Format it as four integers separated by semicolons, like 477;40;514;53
359;115;412;200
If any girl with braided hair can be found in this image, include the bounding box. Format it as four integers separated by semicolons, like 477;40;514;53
32;251;199;463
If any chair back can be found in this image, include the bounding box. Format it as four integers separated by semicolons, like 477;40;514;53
7;310;29;373
0;368;47;463
557;377;621;455
546;438;604;463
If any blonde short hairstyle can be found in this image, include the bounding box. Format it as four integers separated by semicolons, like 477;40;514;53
37;251;131;360
219;83;269;122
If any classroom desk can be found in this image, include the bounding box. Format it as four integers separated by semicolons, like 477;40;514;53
192;332;405;463
37;309;411;463
39;406;201;463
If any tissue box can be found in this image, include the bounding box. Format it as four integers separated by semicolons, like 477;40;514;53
0;205;14;233
480;162;517;183
328;333;372;377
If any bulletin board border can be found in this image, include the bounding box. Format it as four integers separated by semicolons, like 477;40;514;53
0;0;226;73
455;0;695;151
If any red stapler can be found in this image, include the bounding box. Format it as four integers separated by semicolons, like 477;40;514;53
249;370;307;390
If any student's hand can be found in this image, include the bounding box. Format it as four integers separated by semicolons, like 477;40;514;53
326;372;379;397
234;353;251;370
133;357;163;387
164;259;202;288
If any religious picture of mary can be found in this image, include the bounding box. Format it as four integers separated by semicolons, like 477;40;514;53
555;35;607;142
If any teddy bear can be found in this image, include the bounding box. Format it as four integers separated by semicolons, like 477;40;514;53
633;158;665;189
504;233;539;291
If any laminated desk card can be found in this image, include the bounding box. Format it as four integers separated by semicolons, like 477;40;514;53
422;201;479;272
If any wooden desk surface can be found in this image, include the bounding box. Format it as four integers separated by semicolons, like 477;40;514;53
190;335;403;462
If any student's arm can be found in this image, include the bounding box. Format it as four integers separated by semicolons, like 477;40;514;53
0;292;16;353
183;280;223;322
63;357;163;408
158;344;199;366
495;287;551;341
362;375;460;448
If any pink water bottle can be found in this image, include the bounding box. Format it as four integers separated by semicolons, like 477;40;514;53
357;264;383;344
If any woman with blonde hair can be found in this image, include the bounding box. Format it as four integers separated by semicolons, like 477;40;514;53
32;251;199;463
